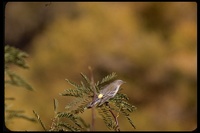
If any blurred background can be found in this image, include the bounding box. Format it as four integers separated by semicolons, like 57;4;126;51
5;2;197;131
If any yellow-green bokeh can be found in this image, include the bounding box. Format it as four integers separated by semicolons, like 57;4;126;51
5;2;197;131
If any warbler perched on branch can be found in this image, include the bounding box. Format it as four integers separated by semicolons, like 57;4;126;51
87;80;126;108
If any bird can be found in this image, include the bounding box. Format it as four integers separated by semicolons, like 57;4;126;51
86;79;126;108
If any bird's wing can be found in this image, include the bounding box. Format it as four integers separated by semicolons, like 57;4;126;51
87;97;101;108
98;95;112;106
98;84;119;106
100;83;117;96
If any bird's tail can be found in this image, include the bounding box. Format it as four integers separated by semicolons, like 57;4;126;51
86;97;101;108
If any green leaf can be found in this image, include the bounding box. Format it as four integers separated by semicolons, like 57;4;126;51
114;93;129;101
60;89;83;97
5;45;29;69
120;109;136;129
65;97;82;110
100;72;117;86
57;112;84;129
71;97;91;114
5;70;34;91
6;112;36;122
97;106;115;130
65;79;80;88
80;73;91;85
58;123;80;131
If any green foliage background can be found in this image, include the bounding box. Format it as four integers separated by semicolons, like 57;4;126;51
5;2;196;131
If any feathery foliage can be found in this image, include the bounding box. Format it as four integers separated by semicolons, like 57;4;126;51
34;99;89;131
5;45;29;69
5;45;33;91
5;110;36;123
100;72;117;84
5;45;35;125
5;70;33;91
97;105;116;130
33;72;136;131
59;72;136;131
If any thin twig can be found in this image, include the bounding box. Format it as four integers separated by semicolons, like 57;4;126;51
88;66;96;131
33;110;47;131
106;103;120;131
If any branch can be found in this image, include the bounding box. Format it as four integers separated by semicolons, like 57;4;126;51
33;110;47;131
88;66;96;131
106;103;120;131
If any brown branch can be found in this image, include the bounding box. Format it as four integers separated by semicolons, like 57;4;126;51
106;103;120;131
88;66;96;131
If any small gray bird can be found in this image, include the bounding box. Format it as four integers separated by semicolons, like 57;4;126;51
87;80;126;108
